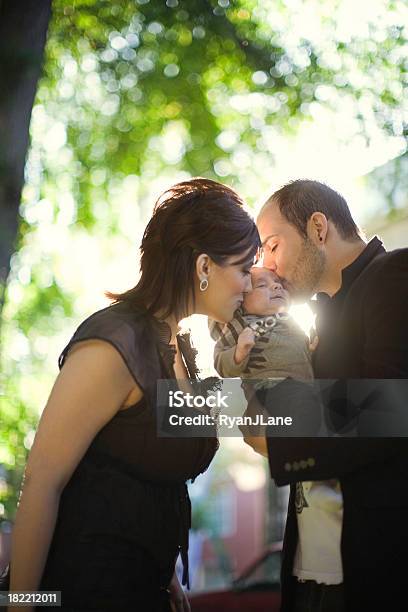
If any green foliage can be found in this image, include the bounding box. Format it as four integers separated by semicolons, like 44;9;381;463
365;151;408;217
1;0;407;520
38;0;407;224
0;390;38;520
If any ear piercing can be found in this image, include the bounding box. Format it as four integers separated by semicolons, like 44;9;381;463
199;278;209;291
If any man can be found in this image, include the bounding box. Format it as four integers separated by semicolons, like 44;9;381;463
248;180;408;612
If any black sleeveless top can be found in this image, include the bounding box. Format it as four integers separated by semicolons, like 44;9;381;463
40;302;218;602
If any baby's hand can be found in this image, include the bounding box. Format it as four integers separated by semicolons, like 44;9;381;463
234;327;256;364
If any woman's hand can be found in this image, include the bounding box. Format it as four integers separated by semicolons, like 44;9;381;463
169;571;191;612
243;434;268;457
238;392;268;456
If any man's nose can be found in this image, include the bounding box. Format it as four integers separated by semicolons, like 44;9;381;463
263;251;277;272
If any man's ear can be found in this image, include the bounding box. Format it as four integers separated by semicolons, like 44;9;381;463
195;253;211;280
307;212;328;245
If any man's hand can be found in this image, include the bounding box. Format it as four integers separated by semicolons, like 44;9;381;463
169;571;191;612
234;327;256;364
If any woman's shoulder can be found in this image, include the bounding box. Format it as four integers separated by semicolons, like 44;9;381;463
58;302;155;371
74;301;148;332
59;301;161;408
73;301;150;337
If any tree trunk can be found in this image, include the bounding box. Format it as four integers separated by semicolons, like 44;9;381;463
0;0;52;327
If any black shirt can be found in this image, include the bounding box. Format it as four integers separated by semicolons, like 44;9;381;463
39;301;218;607
263;237;408;612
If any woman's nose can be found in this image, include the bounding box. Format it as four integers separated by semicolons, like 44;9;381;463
244;275;253;293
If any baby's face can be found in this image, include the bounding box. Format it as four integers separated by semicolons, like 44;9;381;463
243;267;290;315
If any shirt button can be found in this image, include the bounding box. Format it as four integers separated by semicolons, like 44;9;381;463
307;458;316;467
284;462;292;472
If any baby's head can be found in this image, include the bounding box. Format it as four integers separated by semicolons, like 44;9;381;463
243;267;291;315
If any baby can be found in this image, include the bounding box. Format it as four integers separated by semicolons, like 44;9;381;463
209;267;339;511
210;266;314;386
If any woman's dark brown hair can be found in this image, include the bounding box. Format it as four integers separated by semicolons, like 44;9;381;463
107;178;260;320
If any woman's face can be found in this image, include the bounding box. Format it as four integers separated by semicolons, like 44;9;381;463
195;251;255;323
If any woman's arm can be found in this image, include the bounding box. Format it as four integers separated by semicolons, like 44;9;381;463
9;339;140;598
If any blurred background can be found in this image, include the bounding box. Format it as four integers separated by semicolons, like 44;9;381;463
0;0;407;592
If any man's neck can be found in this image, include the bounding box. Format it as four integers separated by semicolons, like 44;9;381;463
319;239;366;297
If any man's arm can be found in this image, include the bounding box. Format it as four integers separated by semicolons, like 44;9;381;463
361;250;408;377
262;381;407;486
258;250;408;485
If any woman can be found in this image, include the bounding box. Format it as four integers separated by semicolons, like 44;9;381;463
8;178;260;611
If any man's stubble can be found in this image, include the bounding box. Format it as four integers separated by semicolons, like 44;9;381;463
288;238;326;301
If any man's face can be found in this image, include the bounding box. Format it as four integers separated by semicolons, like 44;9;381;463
257;201;326;300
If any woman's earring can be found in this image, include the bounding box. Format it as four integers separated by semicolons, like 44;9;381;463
199;278;209;292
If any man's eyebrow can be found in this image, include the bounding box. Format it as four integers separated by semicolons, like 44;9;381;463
261;234;278;247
